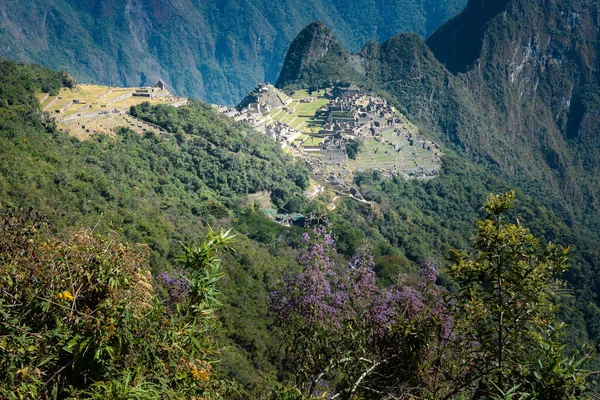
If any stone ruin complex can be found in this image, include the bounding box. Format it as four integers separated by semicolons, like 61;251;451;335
218;82;442;194
236;83;292;112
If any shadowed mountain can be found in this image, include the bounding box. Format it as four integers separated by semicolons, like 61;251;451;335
426;0;512;74
0;0;467;105
275;1;600;340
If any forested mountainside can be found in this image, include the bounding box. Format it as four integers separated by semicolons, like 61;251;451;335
4;0;600;397
0;0;465;105
3;59;599;397
275;0;600;348
277;0;600;234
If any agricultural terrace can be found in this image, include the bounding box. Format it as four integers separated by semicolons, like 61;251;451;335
37;84;187;140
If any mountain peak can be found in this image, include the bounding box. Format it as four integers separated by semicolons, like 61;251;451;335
276;21;348;88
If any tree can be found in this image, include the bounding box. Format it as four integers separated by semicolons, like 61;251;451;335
444;191;590;399
0;209;237;399
346;140;362;160
269;223;449;399
269;193;592;399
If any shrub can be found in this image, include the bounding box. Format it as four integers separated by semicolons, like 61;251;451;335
0;210;236;399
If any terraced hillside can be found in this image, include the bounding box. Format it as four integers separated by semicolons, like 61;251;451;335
37;83;187;140
226;84;442;194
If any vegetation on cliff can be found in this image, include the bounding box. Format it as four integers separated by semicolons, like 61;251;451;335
274;0;600;349
1;57;599;398
0;0;466;105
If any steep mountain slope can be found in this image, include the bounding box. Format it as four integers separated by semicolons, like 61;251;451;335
426;0;512;74
3;59;600;395
275;1;600;341
278;0;600;223
426;0;600;216
275;21;363;89
0;0;466;105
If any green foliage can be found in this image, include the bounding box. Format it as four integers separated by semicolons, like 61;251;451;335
130;100;309;208
271;193;594;399
0;211;236;398
0;60;67;130
2;58;600;398
180;228;235;313
0;1;466;104
328;148;600;357
438;192;591;399
0;62;308;273
0;61;308;397
345;139;362;160
276;7;600;347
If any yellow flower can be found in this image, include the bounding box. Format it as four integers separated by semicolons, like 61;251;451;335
191;368;210;381
190;363;210;382
57;291;74;301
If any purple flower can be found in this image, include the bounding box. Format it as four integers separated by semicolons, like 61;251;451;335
158;271;190;304
397;286;425;315
270;226;450;358
301;232;311;243
324;234;334;246
432;300;454;340
420;259;439;285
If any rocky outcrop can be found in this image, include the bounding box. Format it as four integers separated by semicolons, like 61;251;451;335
276;21;349;88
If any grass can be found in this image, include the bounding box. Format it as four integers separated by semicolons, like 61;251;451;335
37;84;180;140
240;88;442;181
247;191;273;209
292;89;327;100
104;89;134;101
348;130;442;173
304;136;326;146
281;114;297;125
295;99;329;117
275;99;328;133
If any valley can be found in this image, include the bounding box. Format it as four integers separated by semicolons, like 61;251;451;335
0;0;466;105
2;0;600;396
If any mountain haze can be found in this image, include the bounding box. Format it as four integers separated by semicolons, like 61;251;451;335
0;0;466;105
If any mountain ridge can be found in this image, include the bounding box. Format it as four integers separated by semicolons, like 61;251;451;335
276;0;600;220
0;0;467;105
273;0;600;341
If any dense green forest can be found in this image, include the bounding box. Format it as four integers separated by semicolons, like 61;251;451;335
1;61;599;398
274;0;600;348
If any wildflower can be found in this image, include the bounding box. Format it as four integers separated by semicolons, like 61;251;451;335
57;291;74;301
190;361;211;382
